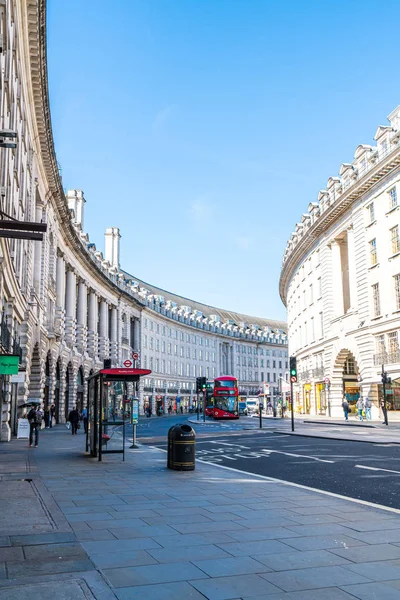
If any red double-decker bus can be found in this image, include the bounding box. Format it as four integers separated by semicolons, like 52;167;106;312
213;376;239;419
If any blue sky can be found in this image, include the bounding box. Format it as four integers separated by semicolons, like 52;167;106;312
47;0;400;321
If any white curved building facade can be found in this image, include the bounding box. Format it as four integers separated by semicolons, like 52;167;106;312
280;107;400;418
0;0;287;441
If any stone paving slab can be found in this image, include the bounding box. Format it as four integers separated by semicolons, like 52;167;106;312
0;579;96;600
5;427;400;599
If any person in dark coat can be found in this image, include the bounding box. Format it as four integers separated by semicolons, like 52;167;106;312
49;404;56;428
68;406;80;435
44;407;50;428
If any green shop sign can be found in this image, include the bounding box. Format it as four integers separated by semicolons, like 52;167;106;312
0;355;20;375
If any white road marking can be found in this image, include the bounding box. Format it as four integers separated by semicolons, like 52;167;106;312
150;446;400;515
355;465;400;475
260;448;335;463
209;441;250;449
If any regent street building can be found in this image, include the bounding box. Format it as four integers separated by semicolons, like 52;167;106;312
280;107;400;419
0;1;287;441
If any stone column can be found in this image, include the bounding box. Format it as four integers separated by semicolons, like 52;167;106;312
347;226;357;311
87;291;98;359
64;268;76;347
331;240;344;317
55;254;65;335
132;318;140;351
110;306;118;364
76;280;88;352
98;300;109;359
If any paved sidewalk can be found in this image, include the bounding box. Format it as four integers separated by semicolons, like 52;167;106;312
278;419;400;445
2;427;400;598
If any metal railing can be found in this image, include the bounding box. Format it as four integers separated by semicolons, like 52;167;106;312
374;350;400;366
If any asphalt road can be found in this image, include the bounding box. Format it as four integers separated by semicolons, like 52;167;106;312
147;429;400;509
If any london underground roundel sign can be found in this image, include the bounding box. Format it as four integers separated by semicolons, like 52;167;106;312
123;359;133;368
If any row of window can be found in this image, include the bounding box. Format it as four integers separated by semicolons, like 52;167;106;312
237;370;281;383
143;357;217;379
291;312;324;351
290;277;323;322
141;357;284;384
371;275;400;318
143;319;216;347
287;250;321;308
376;330;399;357
142;337;217;361
369;226;400;266
366;186;398;225
236;357;287;369
235;345;287;357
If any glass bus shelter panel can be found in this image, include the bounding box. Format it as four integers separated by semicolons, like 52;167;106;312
103;380;127;423
87;375;101;457
100;378;129;460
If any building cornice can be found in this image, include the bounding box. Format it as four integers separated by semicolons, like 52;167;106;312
21;0;144;311
279;143;400;306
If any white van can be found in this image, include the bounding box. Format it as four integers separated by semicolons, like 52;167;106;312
246;397;259;415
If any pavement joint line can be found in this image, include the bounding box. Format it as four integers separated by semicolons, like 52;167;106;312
149;445;400;515
355;464;400;474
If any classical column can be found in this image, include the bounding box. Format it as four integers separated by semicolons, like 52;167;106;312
110;306;118;364
87;290;98;359
330;240;344;317
347;226;357;311
55;254;65;335
98;300;109;359
64;268;76;346
56;255;65;308
132;317;140;351
76;280;88;352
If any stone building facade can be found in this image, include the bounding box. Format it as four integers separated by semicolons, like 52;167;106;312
0;0;287;441
280;107;400;418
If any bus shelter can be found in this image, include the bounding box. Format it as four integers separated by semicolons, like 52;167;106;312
87;368;151;461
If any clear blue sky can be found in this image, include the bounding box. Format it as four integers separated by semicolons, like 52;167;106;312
47;0;400;321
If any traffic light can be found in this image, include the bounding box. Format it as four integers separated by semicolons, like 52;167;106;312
382;371;392;385
289;356;297;383
196;377;207;393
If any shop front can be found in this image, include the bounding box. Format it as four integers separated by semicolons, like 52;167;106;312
344;381;360;412
315;382;326;415
378;380;400;411
303;383;311;414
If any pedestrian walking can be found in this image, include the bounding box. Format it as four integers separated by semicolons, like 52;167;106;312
381;397;388;425
342;397;349;421
68;406;80;435
364;397;372;421
82;407;88;434
44;406;50;429
49;403;55;428
27;405;44;447
356;397;364;421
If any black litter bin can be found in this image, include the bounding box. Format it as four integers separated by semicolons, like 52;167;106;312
167;425;180;469
167;424;195;471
